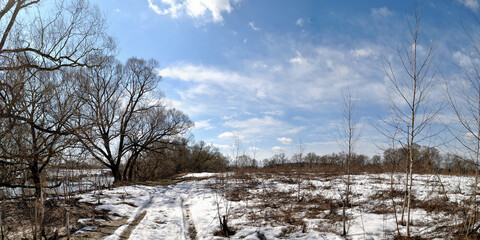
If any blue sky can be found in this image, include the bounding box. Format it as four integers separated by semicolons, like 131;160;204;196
92;0;479;160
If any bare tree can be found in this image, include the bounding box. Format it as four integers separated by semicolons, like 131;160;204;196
444;16;480;236
339;86;360;236
0;0;113;191
0;67;81;240
383;3;440;237
230;134;245;167
294;138;305;202
0;0;114;71
74;57;192;183
0;1;112;239
249;141;260;168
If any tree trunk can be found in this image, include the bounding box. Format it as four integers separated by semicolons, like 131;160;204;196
401;157;408;226
127;157;136;182
30;163;42;198
0;206;4;240
111;166;122;184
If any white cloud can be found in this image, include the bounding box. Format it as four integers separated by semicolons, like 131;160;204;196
148;0;240;23
224;116;285;135
159;64;250;85
351;48;377;59
458;0;479;11
158;64;266;103
148;0;181;17
453;51;472;68
371;7;393;18
218;132;244;141
285;126;306;134
194;120;213;129
296;18;304;26
207;143;231;149
289;51;304;64
218;131;235;139
277;137;293;145
249;21;261;31
166;99;183;108
249;146;260;151
263;110;284;116
272;146;285;152
465;132;476;140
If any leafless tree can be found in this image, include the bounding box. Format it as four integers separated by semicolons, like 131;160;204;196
0;0;114;71
74;57;192;183
0;0;113;191
4;69;78;185
444;16;480;236
0;1;113;239
249;141;260;168
382;3;440;237
294;138;305;202
0;66;82;239
339;86;360;236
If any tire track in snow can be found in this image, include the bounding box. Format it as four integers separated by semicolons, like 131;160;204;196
181;197;197;240
119;209;148;239
104;189;155;240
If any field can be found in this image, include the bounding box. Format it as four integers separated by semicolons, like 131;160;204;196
3;169;474;239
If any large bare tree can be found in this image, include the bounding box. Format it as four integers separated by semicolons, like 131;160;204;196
74;57;192;183
0;0;112;195
383;4;440;237
0;2;113;237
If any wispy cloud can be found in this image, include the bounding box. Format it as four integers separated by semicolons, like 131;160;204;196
147;0;241;23
458;0;479;11
194;120;213;130
249;21;261;31
159;36;388;159
159;40;386;116
263;110;284;116
296;18;304;26
371;7;393;18
224;116;289;136
351;48;377;59
452;51;472;69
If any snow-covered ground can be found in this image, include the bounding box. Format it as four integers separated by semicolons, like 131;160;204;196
73;172;478;239
180;172;218;179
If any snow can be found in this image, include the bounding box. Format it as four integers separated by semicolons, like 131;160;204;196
74;226;98;234
73;172;478;239
179;172;218;178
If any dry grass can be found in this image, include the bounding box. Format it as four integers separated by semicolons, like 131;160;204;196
206;166;480;238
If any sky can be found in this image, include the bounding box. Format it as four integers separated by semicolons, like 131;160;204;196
91;0;480;160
